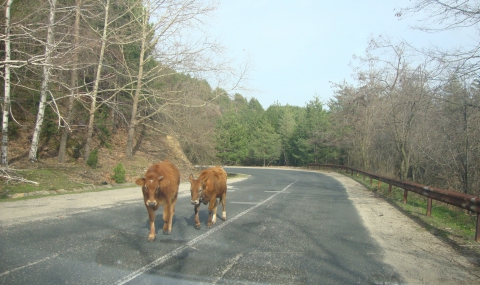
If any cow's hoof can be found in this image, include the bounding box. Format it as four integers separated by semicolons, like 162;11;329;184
148;236;156;242
195;225;201;230
163;230;171;235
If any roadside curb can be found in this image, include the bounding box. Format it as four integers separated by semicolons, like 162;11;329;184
6;183;135;199
5;176;247;200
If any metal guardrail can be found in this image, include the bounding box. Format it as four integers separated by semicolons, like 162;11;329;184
307;163;480;242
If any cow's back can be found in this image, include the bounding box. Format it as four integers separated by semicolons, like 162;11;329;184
200;166;227;196
146;160;180;193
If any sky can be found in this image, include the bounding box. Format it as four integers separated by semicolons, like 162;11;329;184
206;0;477;109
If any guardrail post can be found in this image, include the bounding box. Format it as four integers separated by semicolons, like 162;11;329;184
377;180;382;190
370;177;372;186
351;170;353;176
476;214;480;242
403;189;408;204
426;198;432;216
388;184;392;196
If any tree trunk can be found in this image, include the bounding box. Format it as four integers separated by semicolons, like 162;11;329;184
84;0;110;161
125;6;147;157
28;0;57;162
58;0;81;163
1;0;13;166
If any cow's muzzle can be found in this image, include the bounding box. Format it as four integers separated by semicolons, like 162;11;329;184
147;201;157;207
191;200;199;205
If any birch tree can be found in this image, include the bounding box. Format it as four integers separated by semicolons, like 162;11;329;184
28;0;57;162
1;0;14;166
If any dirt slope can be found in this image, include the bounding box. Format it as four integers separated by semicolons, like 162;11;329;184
2;129;195;190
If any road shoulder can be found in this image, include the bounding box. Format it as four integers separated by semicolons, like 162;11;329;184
0;177;247;228
322;170;480;284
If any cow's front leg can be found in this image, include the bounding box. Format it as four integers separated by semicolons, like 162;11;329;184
165;198;177;234
207;198;218;228
162;203;172;235
147;207;156;241
194;204;201;230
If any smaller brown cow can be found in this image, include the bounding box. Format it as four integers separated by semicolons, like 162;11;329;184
189;166;227;229
135;159;180;241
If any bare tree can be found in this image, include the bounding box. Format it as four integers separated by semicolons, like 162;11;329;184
28;0;57;162
397;0;480;77
58;0;82;163
82;0;111;161
124;0;219;157
330;36;435;180
1;0;14;166
419;77;480;195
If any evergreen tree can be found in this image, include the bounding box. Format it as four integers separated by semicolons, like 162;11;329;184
215;112;249;165
250;118;281;166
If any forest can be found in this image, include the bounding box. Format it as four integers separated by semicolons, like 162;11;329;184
1;0;480;197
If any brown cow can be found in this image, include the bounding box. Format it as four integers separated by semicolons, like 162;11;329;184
135;159;180;241
189;166;227;229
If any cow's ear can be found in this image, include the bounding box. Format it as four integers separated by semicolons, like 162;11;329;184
201;177;208;187
189;174;194;182
135;178;145;186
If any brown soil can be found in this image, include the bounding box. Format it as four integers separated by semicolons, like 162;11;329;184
3;129;197;189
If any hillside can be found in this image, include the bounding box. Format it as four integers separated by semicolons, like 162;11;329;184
1;128;196;196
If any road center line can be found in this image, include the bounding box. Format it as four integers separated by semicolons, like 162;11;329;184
0;253;59;277
114;180;297;285
212;253;243;284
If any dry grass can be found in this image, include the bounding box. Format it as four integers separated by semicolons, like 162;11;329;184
1;129;197;198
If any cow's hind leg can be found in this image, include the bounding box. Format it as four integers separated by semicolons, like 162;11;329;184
207;198;218;228
221;192;227;221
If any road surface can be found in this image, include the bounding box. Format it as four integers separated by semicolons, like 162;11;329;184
0;167;479;284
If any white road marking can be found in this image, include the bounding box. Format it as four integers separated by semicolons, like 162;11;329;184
264;191;291;193
229;201;259;205
114;180;297;285
212;253;243;284
0;254;59;277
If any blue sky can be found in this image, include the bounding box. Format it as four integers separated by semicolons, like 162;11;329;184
207;0;476;109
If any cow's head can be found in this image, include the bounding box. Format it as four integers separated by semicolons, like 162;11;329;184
135;175;165;208
189;174;207;205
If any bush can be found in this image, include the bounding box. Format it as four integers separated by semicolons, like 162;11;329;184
72;144;82;160
112;163;126;183
86;149;98;168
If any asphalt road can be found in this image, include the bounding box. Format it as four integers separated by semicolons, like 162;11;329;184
0;167;404;284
